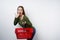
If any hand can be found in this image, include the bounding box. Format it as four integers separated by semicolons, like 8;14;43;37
15;13;20;18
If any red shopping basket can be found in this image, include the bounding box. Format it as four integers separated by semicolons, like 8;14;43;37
15;28;33;39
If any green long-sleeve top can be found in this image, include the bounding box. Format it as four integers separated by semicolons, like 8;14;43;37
14;15;33;28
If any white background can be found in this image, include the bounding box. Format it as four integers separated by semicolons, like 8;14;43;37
0;0;60;40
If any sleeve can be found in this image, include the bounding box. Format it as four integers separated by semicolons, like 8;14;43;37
25;16;32;26
14;17;19;25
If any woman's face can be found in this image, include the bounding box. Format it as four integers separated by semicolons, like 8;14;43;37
17;7;23;16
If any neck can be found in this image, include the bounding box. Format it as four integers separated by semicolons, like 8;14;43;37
20;15;24;20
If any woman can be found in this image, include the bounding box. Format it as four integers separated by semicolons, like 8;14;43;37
14;6;36;40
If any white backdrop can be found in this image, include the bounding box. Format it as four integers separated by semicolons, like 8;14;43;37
0;0;60;40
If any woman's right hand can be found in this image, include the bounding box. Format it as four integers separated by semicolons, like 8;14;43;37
15;13;20;18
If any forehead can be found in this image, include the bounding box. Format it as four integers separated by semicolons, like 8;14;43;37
17;7;22;10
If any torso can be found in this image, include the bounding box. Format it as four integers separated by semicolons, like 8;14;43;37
18;15;33;28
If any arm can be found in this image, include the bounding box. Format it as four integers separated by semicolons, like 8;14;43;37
14;17;19;25
25;16;32;26
14;14;20;25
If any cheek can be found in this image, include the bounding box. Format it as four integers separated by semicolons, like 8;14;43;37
21;11;23;13
17;11;20;13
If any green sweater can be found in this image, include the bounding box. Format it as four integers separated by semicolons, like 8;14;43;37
14;15;33;28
